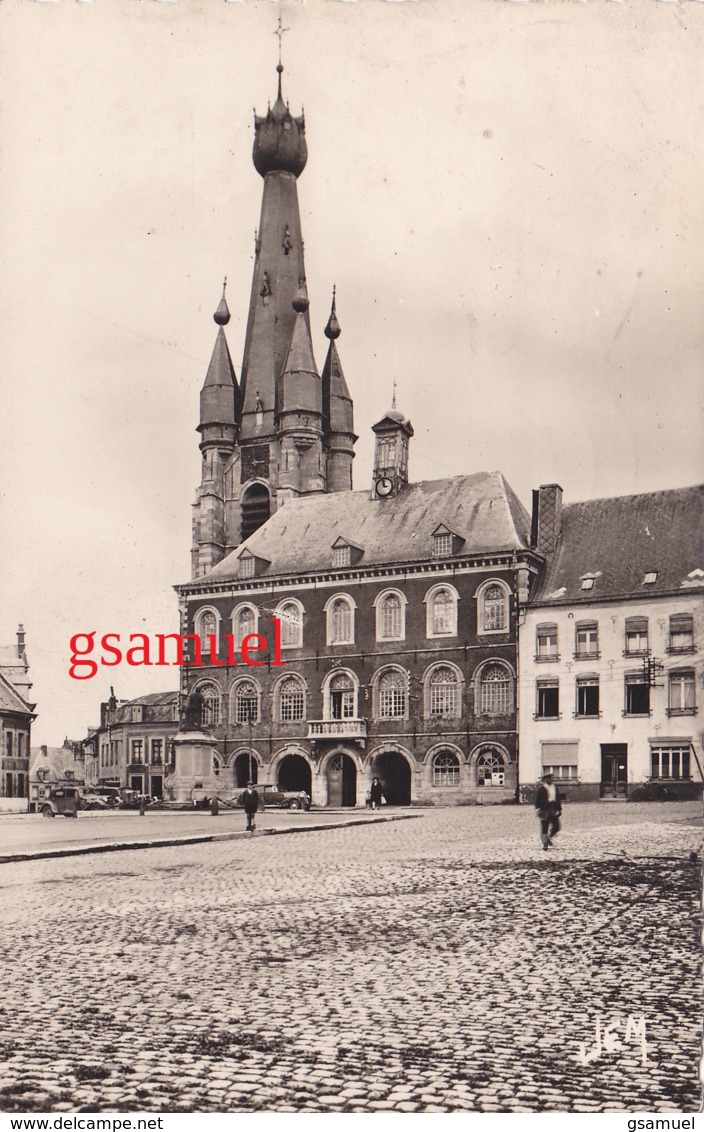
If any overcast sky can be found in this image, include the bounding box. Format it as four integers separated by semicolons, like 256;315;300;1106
1;0;702;746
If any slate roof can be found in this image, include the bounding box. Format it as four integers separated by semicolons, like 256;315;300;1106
531;484;704;607
200;472;531;583
0;672;34;716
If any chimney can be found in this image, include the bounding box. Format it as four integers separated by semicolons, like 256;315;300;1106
16;624;25;658
531;484;563;555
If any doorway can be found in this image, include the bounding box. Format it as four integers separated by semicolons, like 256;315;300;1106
326;753;357;807
234;751;258;787
600;744;628;798
277;754;312;795
373;750;412;806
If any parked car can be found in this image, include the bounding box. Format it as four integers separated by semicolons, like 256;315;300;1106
231;783;311;811
79;790;110;810
38;786;82;818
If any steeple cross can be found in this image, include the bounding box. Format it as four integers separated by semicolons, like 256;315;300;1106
274;16;290;68
392;378;398;410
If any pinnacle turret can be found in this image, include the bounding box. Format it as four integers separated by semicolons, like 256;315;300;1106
253;64;307;179
322;289;355;492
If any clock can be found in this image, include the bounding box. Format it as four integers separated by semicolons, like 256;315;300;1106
375;477;394;497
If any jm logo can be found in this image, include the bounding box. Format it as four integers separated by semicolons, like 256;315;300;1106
577;1014;648;1067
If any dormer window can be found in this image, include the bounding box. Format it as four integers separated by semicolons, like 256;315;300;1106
333;545;351;569
431;525;464;560
239;553;255;579
581;578;595;591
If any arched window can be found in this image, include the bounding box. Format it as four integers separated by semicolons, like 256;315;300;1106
375;591;405;642
376;669;408;719
426;585;458;638
277;675;305;722
476;747;506;787
195;609;218;650
478;663;512;715
198;682;220;727
426;666;461;718
241;483;271;541
232;679;260;725
233;604;258;648
326;595;355;645
276;600;304;648
432;750;460;787
326;672;357;720
478;581;509;633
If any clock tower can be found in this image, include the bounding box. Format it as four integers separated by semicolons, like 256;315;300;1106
371;400;414;500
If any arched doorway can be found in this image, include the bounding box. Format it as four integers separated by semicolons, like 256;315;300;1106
326;753;357;807
277;754;312;795
373;750;412;806
234;752;258;788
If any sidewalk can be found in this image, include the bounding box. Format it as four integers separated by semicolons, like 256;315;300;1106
0;808;421;865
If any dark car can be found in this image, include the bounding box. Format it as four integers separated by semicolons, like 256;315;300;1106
232;783;310;811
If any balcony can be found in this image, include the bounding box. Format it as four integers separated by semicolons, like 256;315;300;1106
307;719;367;741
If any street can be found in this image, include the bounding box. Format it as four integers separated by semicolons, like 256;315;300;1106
0;802;701;1113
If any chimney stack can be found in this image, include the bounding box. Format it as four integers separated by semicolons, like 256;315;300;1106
531;484;563;555
16;624;25;658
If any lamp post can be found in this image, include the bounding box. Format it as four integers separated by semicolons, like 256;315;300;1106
248;699;255;785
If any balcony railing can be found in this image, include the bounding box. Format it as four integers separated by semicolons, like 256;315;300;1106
307;719;367;740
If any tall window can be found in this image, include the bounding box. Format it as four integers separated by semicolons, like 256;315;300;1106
233;679;259;725
476;748;506;787
150;739;163;765
576;675;599;718
481;584;508;632
377;670;408;719
233;605;257;648
328;673;356;720
536;680;559;719
624;617;649;656
241;483;270;541
327;596;354;645
575;621;599;658
377;592;404;641
651;744;691;780
276;601;303;648
199;683;221;727
624;673;650;716
427;666;460;718
668;671;696;716
669;614;694;654
197;610;217;649
131;739;143;762
426;586;457;638
479;663;512;715
432;751;460;787
536;623;558;661
278;675;305;722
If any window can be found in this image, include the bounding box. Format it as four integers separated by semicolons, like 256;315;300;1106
332;545;351;569
276;600;303;648
476;747;506;787
426;585;458;637
643;572;658;585
668;670;696;716
668;614;694;654
233;680;259;725
376;591;405;642
233;604;257;648
580;578;594;591
426;666;460;718
575;621;599;659
131;740;143;762
536;623;558;661
540;742;578;780
278;675;305;722
150;739;163;766
480;583;508;632
576;675;600;718
200;683;221;726
6;733;13;757
196;609;218;649
542;763;577;780
238;553;256;579
432;532;453;559
625;617;649;656
478;663;512;715
432;751;460;787
536;681;559;719
326;596;355;645
624;673;650;716
328;673;356;720
241;484;271;542
377;670;408;719
651;744;691;780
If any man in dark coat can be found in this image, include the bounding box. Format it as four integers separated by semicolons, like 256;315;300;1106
239;782;259;833
535;772;562;850
369;777;384;810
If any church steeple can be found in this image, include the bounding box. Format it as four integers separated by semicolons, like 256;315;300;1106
322;289;356;493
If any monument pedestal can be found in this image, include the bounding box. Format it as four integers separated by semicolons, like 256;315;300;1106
165;730;220;803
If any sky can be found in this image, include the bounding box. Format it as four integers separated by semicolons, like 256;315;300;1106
1;0;702;746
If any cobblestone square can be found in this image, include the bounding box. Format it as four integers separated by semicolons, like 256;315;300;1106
0;802;701;1113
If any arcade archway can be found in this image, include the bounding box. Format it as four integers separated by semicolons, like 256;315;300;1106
277;754;312;795
326;753;357;807
233;751;258;788
373;750;412;806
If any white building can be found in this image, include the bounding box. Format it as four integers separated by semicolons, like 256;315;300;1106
520;484;704;801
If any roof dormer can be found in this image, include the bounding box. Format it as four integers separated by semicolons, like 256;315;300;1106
431;524;465;559
237;549;271;580
331;536;364;569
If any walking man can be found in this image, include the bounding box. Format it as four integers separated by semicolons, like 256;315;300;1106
535;772;562;850
240;781;259;833
369;777;384;811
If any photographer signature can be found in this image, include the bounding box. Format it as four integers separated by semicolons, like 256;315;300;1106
577;1014;648;1066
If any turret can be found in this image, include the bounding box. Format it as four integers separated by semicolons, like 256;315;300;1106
277;283;325;498
371;392;414;500
322;289;356;492
197;281;238;459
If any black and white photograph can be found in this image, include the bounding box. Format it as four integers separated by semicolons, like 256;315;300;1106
1;0;702;1118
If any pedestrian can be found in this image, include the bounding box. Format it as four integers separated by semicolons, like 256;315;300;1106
369;777;384;811
535;772;562;850
239;781;259;833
